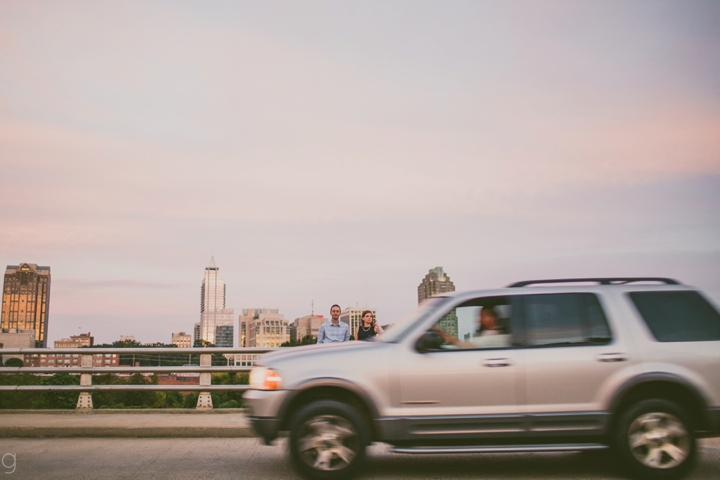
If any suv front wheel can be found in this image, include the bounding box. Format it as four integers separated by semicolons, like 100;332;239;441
615;399;696;480
289;400;369;480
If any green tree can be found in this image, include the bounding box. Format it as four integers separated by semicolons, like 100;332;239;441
3;357;23;367
92;373;127;409
164;391;184;408
208;372;247;407
183;392;199;408
0;373;42;409
280;335;316;347
41;373;80;409
120;373;160;407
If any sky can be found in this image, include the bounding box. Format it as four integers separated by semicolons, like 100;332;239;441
1;0;719;345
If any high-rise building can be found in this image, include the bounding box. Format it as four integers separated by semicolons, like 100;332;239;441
418;266;455;303
194;257;234;347
339;308;376;339
1;263;51;347
238;308;287;347
290;315;325;342
417;266;458;339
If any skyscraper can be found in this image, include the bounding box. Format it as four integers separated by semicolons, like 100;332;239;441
194;257;234;347
418;266;455;303
417;266;458;339
1;263;51;347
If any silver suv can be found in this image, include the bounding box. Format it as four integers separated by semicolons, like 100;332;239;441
246;278;720;479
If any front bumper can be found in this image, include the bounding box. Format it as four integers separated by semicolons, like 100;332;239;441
244;389;290;444
248;416;282;444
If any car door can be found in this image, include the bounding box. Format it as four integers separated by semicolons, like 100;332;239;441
517;292;631;437
395;297;524;441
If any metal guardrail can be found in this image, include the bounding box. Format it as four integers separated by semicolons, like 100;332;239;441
0;347;275;354
0;347;276;409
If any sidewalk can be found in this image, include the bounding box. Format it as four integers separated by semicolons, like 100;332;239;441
0;409;255;438
1;410;719;448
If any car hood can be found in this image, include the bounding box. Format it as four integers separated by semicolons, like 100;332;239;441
257;341;387;367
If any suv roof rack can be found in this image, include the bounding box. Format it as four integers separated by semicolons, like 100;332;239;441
507;277;681;288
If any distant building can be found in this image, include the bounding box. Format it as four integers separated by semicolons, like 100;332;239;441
290;315;325;342
418;266;456;303
238;308;288;347
172;332;192;348
0;328;35;363
119;335;136;343
156;374;199;388
418;266;458;339
23;352;119;368
224;353;260;367
339;308;376;339
1;263;51;347
54;338;80;348
195;257;234;347
70;332;94;347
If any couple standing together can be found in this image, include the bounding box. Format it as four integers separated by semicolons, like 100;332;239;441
316;304;384;343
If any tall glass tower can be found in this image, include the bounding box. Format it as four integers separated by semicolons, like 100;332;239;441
195;257;234;347
417;266;458;339
1;263;51;347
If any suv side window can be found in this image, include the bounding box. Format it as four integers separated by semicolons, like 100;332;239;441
629;290;720;342
427;296;515;350
521;293;612;347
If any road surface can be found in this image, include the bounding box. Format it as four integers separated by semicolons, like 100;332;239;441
1;437;718;479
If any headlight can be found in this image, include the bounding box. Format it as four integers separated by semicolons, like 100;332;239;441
249;366;283;390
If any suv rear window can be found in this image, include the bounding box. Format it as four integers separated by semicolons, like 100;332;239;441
629;291;720;342
522;293;612;347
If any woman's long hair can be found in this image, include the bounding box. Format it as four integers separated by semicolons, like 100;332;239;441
360;310;374;326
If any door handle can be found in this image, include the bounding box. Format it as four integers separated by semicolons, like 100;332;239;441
596;353;627;363
483;358;511;367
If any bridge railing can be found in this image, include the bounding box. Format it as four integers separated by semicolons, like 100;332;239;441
0;347;276;409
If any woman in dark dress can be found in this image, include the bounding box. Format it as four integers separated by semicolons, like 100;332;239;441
355;310;384;341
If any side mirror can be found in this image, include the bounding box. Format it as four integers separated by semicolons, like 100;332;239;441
416;331;443;353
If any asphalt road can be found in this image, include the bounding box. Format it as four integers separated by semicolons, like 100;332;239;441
0;438;718;479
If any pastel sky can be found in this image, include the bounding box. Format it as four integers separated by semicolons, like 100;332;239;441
1;1;719;345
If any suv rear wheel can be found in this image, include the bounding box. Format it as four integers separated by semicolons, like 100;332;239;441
615;399;696;480
289;400;369;480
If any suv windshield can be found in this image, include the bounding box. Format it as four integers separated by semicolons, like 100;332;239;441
376;297;451;343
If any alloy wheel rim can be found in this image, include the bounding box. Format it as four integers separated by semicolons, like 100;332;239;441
297;414;358;471
628;411;690;469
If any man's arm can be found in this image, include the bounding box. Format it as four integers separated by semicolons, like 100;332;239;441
344;324;350;342
317;324;326;344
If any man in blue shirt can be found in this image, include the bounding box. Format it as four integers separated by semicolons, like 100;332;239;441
317;304;350;343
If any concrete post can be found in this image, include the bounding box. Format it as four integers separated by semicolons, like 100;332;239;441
76;354;93;409
196;353;213;409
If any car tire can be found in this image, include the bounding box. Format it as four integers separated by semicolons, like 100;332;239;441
615;399;696;480
289;400;369;480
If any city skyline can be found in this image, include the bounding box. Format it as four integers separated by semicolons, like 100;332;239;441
1;2;718;345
